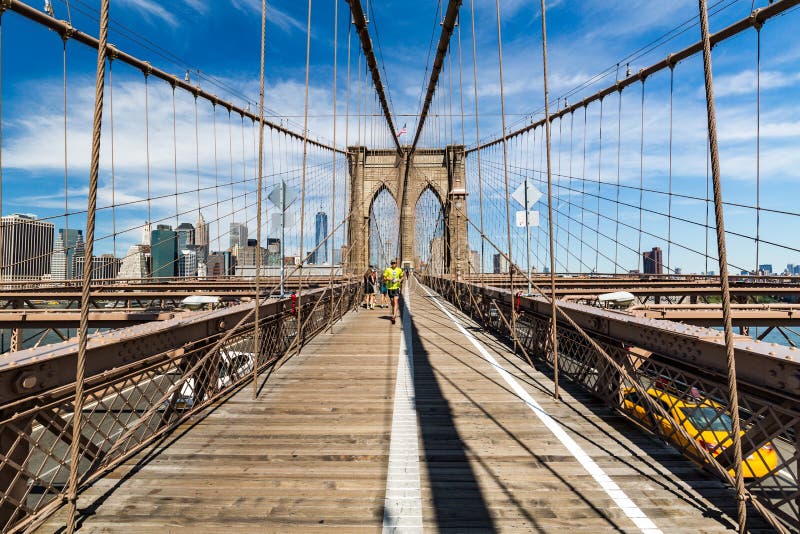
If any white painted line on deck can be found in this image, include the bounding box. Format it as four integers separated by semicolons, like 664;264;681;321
382;282;423;533
420;283;662;534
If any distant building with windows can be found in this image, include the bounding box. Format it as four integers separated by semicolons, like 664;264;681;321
179;249;197;277
642;247;663;274
74;254;121;281
229;222;248;250
493;253;509;274
118;244;150;279
314;211;328;264
0;214;54;280
151;225;178;278
194;212;209;263
51;228;83;280
759;264;773;275
176;223;195;251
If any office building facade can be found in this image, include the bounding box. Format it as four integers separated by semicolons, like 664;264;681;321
0;214;54;280
229;222;248;250
642;247;663;274
151;225;178;278
314;211;328;264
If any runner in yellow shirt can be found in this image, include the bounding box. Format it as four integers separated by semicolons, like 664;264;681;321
383;259;404;324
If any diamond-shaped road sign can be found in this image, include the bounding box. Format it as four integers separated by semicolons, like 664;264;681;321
268;183;298;210
511;180;543;210
516;210;540;228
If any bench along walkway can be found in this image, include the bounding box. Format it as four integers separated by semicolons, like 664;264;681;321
38;278;759;532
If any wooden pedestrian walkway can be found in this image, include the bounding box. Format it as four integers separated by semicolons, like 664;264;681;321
37;278;757;532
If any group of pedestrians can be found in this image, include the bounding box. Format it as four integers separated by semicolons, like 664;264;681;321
363;259;404;324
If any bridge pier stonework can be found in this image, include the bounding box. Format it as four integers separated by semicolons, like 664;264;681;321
347;145;467;276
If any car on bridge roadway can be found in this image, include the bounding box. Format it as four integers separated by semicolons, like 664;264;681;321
621;386;778;479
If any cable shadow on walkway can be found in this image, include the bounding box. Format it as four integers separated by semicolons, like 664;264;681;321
405;299;496;531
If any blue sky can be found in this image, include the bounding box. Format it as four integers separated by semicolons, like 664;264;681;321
2;0;799;273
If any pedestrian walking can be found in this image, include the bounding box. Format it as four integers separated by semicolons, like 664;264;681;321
379;277;389;308
363;266;378;309
383;259;404;324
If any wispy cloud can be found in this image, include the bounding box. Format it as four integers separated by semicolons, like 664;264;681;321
230;0;306;34
116;0;178;27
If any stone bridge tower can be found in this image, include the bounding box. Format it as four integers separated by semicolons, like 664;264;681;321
347;145;467;276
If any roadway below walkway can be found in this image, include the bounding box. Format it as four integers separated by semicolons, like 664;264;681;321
37;278;767;532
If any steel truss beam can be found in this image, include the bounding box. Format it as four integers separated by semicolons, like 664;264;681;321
346;0;400;150
410;0;462;152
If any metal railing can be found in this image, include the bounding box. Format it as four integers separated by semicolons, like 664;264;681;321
420;275;800;533
0;281;361;532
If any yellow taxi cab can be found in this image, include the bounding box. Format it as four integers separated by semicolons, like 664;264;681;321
620;385;778;478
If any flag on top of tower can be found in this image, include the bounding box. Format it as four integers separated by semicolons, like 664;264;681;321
397;123;407;137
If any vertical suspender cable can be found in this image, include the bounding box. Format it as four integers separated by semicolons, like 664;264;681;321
595;98;603;273
457;18;465;147
145;72;152;231
493;0;515;347
567;111;574;272
615;87;622;274
65;0;109;531
63;37;71;277
252;0;267;399
638;81;645;272
697;0;746;530
0;12;3;276
580;106;586;267
172;86;179;229
755;23;761;274
194;95;201;275
213;104;220;256
343;22;352;271
328;0;339;331
109;57;117;261
667;64;674;271
538;0;559;400
297;0;313;352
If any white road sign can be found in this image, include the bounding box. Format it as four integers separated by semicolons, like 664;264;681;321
511;180;542;210
268;183;298;210
516;210;540;228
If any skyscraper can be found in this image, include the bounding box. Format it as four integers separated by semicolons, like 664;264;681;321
176;222;195;251
314;211;328;264
178;249;198;277
0;214;54;280
141;221;152;246
229;222;248;250
151;225;178;278
642;247;663;274
194;212;209;262
50;228;83;280
493;253;509;274
71;231;85;279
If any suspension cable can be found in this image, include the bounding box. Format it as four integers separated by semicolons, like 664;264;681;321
538;0;559;400
252;0;267;399
697;0;746;530
65;0;109;531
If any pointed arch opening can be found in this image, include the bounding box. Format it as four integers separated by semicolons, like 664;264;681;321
368;186;399;268
414;186;446;274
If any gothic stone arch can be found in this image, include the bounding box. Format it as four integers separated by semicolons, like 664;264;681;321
347;145;467;275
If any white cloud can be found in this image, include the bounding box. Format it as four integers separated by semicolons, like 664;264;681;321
230;0;306;34
116;0;179;27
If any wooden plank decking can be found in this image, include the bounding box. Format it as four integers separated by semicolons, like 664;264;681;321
37;278;763;533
